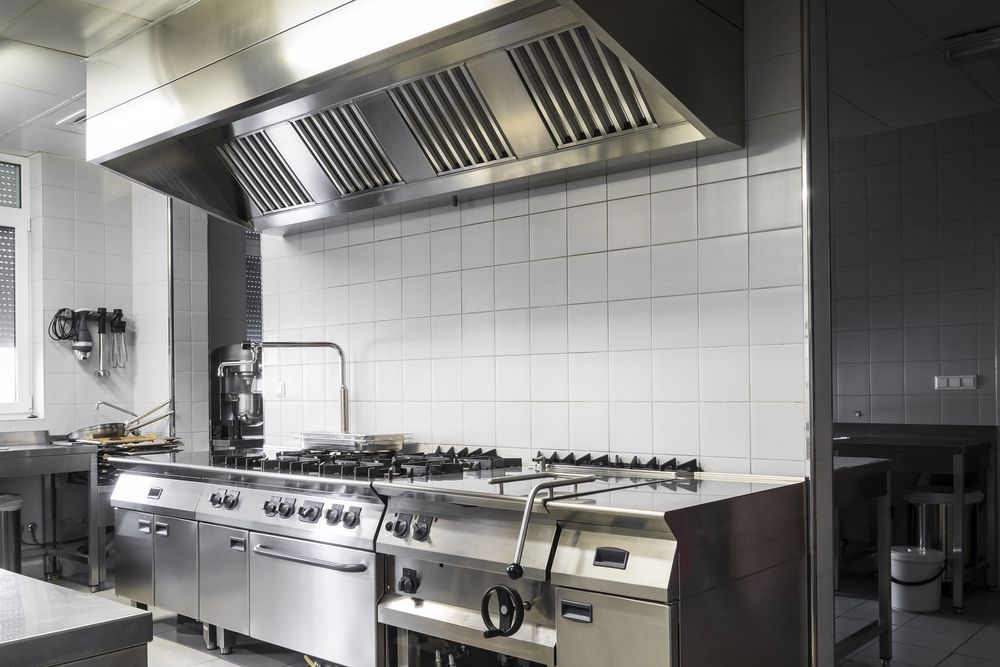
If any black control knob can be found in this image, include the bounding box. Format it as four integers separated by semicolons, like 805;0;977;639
263;498;279;516
222;493;238;510
209;491;224;508
481;585;525;639
392;514;411;538
325;505;343;524
277;500;295;518
412;516;432;542
298;505;319;521
342;506;360;528
399;568;419;595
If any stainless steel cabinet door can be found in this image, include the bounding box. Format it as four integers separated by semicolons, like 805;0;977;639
153;515;199;619
199;523;249;634
114;509;153;605
555;588;676;666
249;533;378;667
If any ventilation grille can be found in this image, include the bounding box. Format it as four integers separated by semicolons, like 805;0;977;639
245;253;261;344
389;65;513;174
292;103;402;196
216;131;311;214
0;162;20;209
0;226;15;347
509;27;656;147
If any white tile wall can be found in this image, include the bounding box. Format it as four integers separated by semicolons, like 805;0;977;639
831;112;1000;425
0;156;186;448
170;200;210;450
130;184;171;435
255;0;806;473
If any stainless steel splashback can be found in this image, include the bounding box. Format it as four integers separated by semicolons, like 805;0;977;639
86;0;745;232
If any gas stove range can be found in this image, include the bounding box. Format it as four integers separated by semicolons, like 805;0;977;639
210;446;522;480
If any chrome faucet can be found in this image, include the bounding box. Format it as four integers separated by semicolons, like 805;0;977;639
216;340;350;433
94;401;137;418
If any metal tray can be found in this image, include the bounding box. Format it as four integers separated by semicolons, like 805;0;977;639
297;432;404;452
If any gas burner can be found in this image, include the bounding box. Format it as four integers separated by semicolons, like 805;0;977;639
537;452;701;473
431;447;521;471
210;447;527;479
212;450;266;469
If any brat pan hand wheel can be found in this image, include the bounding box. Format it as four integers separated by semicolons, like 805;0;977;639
480;585;525;639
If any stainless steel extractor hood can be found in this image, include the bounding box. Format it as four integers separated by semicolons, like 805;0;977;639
86;0;745;232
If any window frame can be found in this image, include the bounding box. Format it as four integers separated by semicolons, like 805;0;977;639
0;153;32;416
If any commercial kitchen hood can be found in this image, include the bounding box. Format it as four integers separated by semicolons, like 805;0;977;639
86;0;745;232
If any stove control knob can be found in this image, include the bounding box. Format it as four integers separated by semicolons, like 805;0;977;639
277;499;296;519
262;497;280;517
209;490;224;508
399;568;419;595
325;505;343;524
412;516;432;542
342;506;361;528
392;514;411;538
297;501;322;523
222;492;239;510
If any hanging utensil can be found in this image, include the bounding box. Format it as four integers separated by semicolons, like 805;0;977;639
110;310;127;369
94;308;109;377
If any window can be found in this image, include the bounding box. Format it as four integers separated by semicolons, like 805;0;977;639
0;155;31;414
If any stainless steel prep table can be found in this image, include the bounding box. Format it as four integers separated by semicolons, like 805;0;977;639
0;569;151;665
833;425;997;612
834;456;891;666
0;432;105;590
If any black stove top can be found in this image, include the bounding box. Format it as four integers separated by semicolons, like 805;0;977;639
210;446;522;480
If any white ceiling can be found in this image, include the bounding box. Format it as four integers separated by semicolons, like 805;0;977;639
0;0;192;159
828;0;1000;139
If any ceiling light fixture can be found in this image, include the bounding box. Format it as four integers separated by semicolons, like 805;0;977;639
942;25;1000;65
55;109;87;126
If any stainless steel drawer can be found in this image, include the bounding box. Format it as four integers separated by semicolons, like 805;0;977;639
555;588;676;666
249;533;378;667
199;523;249;634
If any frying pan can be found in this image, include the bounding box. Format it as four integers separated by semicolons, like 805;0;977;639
68;401;173;442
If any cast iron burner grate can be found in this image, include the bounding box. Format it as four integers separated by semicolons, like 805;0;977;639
535;452;701;473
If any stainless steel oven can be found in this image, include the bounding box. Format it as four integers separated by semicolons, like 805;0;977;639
248;532;381;667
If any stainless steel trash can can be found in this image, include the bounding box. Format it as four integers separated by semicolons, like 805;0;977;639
0;494;22;573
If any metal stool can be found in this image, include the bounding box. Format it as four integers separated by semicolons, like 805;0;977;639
903;486;984;583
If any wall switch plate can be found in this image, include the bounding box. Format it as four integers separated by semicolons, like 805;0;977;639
274;381;286;398
934;375;977;390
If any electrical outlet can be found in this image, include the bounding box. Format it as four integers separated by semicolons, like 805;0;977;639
934;375;977;390
274;381;286;398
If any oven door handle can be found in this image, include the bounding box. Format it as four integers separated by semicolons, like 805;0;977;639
252;544;368;573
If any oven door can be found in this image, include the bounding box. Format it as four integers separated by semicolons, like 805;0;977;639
554;588;677;666
248;532;378;667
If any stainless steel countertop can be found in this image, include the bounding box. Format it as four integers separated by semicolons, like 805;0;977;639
0;570;152;666
0;441;98;479
0;442;98;458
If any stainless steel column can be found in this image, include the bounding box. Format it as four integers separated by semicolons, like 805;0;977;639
0;495;22;573
953;453;966;612
88;449;102;591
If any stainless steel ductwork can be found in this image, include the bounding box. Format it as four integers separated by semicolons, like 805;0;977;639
86;0;745;232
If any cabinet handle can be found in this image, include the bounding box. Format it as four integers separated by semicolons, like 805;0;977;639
252;544;367;572
154;522;169;536
560;600;593;624
137;519;151;534
230;537;246;552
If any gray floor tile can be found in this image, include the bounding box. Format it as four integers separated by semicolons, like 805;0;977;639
956;632;1000;661
939;655;1000;667
893;626;968;653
